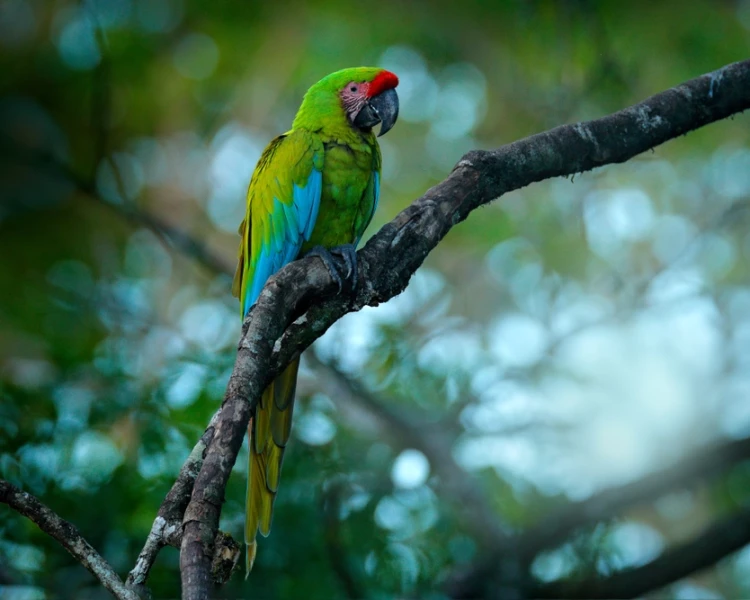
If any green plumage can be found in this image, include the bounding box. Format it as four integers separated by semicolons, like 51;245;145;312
294;68;384;250
304;138;380;249
232;67;397;574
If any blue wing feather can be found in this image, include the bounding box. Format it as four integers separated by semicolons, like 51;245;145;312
243;167;322;314
295;169;323;241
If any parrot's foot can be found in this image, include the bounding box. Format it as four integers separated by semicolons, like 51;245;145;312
305;244;358;292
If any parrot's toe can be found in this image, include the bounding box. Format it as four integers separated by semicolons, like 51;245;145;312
333;243;358;289
305;244;358;293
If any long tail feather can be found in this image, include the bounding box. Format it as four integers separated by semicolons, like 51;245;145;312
245;358;300;574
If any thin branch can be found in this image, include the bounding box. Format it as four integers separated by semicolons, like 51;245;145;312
519;437;750;559
444;436;750;598
0;479;138;600
179;59;750;599
2;144;234;278
321;482;366;599
308;354;507;549
69;165;235;277
127;410;241;594
127;410;218;588
535;508;750;599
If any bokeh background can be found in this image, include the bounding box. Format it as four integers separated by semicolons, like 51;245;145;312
2;0;750;598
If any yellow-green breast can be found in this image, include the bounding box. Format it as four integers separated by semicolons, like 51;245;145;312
301;130;381;252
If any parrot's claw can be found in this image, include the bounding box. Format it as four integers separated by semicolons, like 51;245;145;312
335;244;358;288
305;244;358;292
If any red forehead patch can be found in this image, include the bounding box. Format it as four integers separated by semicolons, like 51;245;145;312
368;70;399;98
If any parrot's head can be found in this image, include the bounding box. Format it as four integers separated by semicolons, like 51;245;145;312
294;67;400;137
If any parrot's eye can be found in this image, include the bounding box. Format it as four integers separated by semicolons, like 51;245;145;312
349;85;358;92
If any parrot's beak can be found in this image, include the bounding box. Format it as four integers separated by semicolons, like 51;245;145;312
354;88;399;137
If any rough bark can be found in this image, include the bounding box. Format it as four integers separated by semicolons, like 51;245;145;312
127;411;220;594
179;58;750;600
127;410;240;598
3;59;749;600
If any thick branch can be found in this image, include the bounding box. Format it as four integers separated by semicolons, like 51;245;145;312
127;411;219;591
0;479;137;600
127;410;240;597
535;508;750;599
272;60;750;373
180;261;334;598
180;59;750;599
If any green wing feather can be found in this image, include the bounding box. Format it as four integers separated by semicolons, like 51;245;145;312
233;95;384;576
233;130;323;573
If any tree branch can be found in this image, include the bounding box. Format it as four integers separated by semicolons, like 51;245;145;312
0;479;138;600
534;508;750;599
127;411;219;592
178;59;750;599
321;482;366;599
127;410;240;597
444;436;750;598
308;354;507;549
519;437;750;560
72;170;235;278
4;145;235;278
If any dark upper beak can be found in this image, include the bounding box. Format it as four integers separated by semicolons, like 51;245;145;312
353;88;399;137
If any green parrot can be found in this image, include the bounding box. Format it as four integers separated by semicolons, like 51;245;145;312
232;66;399;572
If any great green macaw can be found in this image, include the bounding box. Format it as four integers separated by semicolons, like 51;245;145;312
232;66;399;572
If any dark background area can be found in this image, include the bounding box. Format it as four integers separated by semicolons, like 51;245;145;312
2;0;750;598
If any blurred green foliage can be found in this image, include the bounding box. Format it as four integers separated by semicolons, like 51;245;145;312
2;0;750;598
